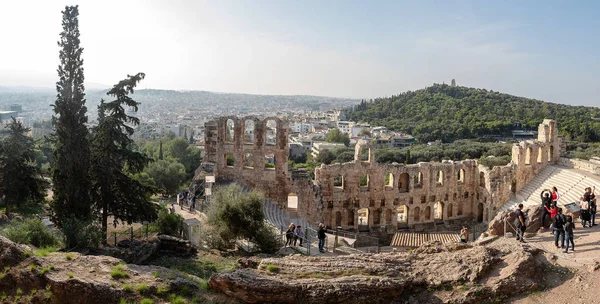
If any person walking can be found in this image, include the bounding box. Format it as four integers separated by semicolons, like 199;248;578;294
553;208;566;249
318;223;326;253
294;225;304;247
460;225;469;243
563;215;575;253
285;224;295;247
515;204;527;242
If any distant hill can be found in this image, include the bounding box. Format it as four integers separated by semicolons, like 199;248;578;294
348;83;600;142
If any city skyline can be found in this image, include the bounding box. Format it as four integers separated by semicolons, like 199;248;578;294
0;0;599;106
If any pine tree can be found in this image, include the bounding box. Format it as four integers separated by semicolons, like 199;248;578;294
0;119;48;216
90;73;158;242
158;140;164;160
51;5;92;235
189;131;194;144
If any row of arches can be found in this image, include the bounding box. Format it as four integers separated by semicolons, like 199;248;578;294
225;118;279;145
333;168;468;192
524;145;555;165
224;152;277;170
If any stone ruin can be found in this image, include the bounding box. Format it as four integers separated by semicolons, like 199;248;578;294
199;117;560;232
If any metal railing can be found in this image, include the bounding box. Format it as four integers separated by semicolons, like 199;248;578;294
108;224;154;247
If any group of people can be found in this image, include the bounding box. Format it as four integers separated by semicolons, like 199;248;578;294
525;185;597;253
177;191;197;212
284;222;328;253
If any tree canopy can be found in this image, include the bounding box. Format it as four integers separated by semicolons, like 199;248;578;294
349;83;600;143
326;128;350;146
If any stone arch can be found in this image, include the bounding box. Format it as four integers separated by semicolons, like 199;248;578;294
537;146;543;163
265;119;278;146
397;205;408;223
477;203;484;223
447;203;453;218
458;169;465;183
479;172;485;187
434;201;444;219
226;119;235;142
244;119;255;143
385;209;393;224
358;208;369;226
385;172;394;189
335;211;342;227
525;147;532;165
424;206;431;221
413;172;423;188
244;152;254;169
413;206;420;222
354;139;372;162
347;210;355;227
457;202;463;216
333;174;344;188
373;209;381;225
399;173;409;192
436;170;444;186
287;193;298;209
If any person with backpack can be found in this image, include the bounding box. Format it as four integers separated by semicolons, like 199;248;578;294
515;204;527;242
563;215;575;253
553;208;566;249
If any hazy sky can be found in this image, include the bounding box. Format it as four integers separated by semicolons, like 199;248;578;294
0;1;599;106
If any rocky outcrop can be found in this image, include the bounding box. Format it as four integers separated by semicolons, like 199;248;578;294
99;238;160;264
0;236;202;304
210;239;550;304
158;235;194;255
488;205;543;236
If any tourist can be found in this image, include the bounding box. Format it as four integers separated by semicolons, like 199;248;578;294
294;225;304;247
514;204;526;242
579;196;591;228
553;208;566;249
285;224;295;247
459;225;469;243
540;190;552;229
318;223;326;253
563;215;575;253
551;187;560;205
545;203;558;235
170;203;175;214
584;186;597;226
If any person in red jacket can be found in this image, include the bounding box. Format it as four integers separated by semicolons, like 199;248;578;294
545;204;558;235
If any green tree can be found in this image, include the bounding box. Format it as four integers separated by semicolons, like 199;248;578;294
206;184;279;253
90;73;158;242
51;6;92;243
0;119;48;215
326;128;350;146
144;159;186;195
316;149;336;165
166;137;201;177
158;140;164;160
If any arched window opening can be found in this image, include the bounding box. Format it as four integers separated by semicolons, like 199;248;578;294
457;202;463;216
549;145;554;161
264;153;276;170
434;202;444;220
525;147;532;165
348;210;355;226
333;175;344;188
244;152;254;169
458;169;465;183
358;208;369;226
399;173;409;193
225;153;234;167
266;119;277;146
360;175;369;189
385;209;393;224
287;193;298;209
537;147;543;163
335;211;342;227
414;207;420;222
413;172;423;188
479;172;485;187
424;206;431;221
436;170;444;186
447;203;453;218
397;205;407;223
226;119;235;142
244;120;255;143
385;173;394;190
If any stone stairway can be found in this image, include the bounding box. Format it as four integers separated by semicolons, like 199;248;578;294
499;165;600;212
262;199;313;231
390;232;460;247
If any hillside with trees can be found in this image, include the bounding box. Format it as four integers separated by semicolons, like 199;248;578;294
348;83;600;143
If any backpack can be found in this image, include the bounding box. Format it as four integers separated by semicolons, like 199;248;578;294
554;214;565;230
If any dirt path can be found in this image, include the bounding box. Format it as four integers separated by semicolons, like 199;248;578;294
511;224;600;303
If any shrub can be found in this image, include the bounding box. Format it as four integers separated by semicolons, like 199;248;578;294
151;208;183;237
122;284;132;292
136;284;149;293
65;253;73;260
67;273;74;279
168;294;186;304
156;286;169;295
265;264;279;273
0;218;63;248
60;218;102;250
34;246;57;257
110;265;129;279
253;225;281;254
140;299;154;304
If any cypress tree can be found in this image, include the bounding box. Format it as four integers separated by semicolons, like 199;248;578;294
158;140;164;160
90;73;157;242
51;5;92;242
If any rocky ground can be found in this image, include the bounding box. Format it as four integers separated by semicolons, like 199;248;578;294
0;236;237;304
210;238;563;304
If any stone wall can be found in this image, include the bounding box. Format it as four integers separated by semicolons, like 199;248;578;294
201;118;561;232
559;158;600;176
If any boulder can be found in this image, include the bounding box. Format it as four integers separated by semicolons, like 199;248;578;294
0;235;31;268
100;238;160;264
488;205;543;236
158;235;194;255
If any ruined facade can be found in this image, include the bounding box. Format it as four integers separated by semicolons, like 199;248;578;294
202;117;560;232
